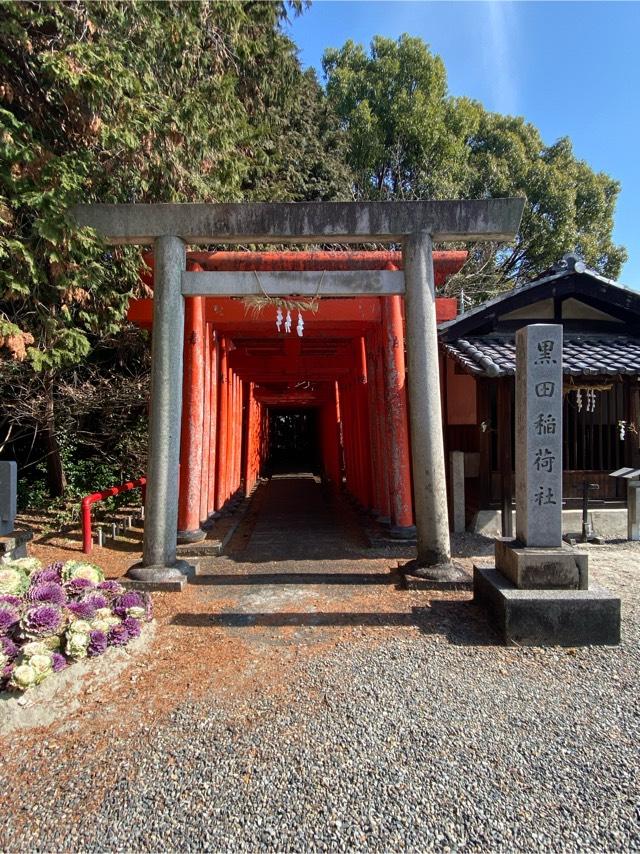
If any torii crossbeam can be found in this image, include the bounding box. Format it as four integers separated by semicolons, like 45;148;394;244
71;199;525;588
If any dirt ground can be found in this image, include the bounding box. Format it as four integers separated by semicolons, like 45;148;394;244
2;476;636;834
5;482;486;741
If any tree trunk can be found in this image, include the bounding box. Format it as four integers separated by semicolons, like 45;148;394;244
42;371;66;497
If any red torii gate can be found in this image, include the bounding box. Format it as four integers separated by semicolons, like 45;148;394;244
128;250;466;543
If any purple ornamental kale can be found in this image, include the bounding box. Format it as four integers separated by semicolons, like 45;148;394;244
1;662;14;687
51;652;67;672
87;629;108;657
65;577;96;597
112;590;152;621
67;600;97;620
21;604;64;638
111;591;144;618
122;616;141;639
0;604;20;635
27;582;66;606
0;594;22;609
106;623;129;647
97;580;125;597
31;562;63;584
1;636;19;660
82;593;108;611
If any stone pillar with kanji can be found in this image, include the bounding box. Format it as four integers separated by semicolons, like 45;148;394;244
474;323;621;646
495;325;588;588
515;325;563;549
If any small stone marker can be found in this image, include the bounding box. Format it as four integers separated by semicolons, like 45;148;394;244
450;451;465;533
0;461;17;536
627;479;640;541
515;324;563;548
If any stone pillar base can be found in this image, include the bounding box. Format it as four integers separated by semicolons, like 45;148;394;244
125;559;197;592
495;537;588;590
389;524;417;540
400;559;471;591
474;566;620;646
0;529;33;563
177;527;207;545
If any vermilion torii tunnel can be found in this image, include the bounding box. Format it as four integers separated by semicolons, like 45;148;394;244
128;250;467;544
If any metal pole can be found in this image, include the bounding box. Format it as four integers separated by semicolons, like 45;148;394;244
403;231;452;567
129;235;193;583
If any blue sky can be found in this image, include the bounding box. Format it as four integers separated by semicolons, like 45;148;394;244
286;1;639;288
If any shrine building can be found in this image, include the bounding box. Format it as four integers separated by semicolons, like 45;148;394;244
440;254;640;535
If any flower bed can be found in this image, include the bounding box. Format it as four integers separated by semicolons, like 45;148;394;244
0;558;152;692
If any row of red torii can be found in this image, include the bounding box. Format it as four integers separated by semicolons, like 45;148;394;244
72;200;524;587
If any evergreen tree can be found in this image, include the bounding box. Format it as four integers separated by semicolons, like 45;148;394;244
0;0;347;496
323;34;626;296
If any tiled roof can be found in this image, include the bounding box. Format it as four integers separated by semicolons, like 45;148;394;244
441;334;640;378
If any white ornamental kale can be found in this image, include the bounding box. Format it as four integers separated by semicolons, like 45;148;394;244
21;641;51;659
65;631;90;660
5;557;42;577
0;566;28;596
10;663;38;691
9;652;54;689
29;653;53;682
67;619;92;635
61;561;105;585
90;619;110;634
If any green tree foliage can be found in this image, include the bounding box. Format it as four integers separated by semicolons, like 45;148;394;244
323;35;626;294
0;0;347;497
243;67;350;202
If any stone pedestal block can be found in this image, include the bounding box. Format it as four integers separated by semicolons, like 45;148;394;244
495;537;588;590
0;530;33;563
474;566;620;646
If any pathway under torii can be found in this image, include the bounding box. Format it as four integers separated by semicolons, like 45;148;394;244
71;200;524;588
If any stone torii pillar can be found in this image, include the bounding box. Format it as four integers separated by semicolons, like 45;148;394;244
70;200;524;589
135;235;192;584
403;232;451;569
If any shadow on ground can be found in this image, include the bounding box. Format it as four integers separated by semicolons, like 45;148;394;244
190;571;400;586
171;599;500;647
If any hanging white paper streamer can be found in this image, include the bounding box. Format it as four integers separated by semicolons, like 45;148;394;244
284;309;292;334
296;310;304;337
276;306;283;332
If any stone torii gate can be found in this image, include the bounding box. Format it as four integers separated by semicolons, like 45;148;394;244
72;199;524;588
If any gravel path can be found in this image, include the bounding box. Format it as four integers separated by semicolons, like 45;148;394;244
1;482;639;852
